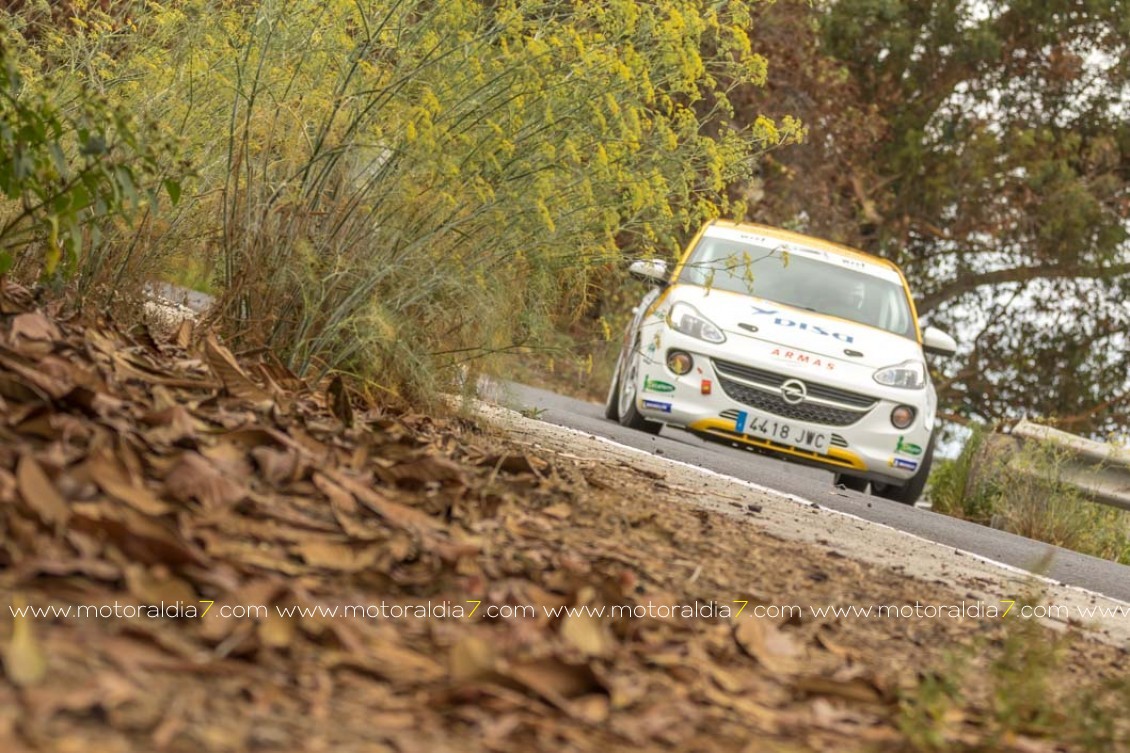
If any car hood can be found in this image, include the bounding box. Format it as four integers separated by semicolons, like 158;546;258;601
667;285;923;369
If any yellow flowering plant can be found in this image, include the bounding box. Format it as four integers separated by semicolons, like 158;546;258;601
4;0;802;396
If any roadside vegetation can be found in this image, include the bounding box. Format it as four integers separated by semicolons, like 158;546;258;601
929;426;1130;565
1;0;799;401
899;607;1130;752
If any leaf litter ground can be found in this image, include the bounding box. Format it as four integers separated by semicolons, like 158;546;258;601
1;280;1128;753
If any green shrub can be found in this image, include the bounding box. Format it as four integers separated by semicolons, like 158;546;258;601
0;34;182;285
900;610;1130;752
929;425;1130;564
928;424;994;523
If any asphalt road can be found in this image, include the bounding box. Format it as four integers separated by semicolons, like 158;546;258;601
496;382;1130;604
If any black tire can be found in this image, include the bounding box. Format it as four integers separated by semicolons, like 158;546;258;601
834;474;869;493
604;350;623;421
872;431;936;505
617;346;663;435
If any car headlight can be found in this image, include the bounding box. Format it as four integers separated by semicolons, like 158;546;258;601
873;360;927;390
667;302;726;343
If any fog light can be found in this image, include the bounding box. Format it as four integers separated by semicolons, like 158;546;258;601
701;379;712;395
890;405;916;429
667;350;693;375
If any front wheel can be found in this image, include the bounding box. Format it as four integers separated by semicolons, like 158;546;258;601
603;349;624;421
872;431;936;505
617;347;662;435
833;474;869;493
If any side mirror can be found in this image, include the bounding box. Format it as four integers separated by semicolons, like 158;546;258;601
922;326;957;356
628;259;669;286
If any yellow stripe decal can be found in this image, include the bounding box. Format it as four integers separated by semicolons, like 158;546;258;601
688;418;867;470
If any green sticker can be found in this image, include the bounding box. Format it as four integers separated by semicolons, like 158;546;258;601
643;375;675;393
896;436;923;456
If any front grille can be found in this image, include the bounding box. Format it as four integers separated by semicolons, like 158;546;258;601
712;359;877;409
717;377;864;426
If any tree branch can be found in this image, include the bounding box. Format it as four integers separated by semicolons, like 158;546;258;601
917;261;1130;313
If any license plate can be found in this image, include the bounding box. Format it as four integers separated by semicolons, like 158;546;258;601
739;411;829;454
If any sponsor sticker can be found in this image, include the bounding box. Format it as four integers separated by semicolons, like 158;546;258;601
750;305;855;344
769;347;837;372
643;375;676;393
895;436;923;456
643;400;672;413
891;457;918;471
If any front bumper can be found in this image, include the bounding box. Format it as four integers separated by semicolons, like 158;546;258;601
629;327;934;485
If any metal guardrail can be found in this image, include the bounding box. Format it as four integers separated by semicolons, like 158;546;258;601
976;419;1130;511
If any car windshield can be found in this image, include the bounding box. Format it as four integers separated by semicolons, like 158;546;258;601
677;233;917;338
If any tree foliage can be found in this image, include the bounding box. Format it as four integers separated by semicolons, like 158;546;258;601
739;0;1130;435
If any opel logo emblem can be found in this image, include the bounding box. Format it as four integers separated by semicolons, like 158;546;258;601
780;379;808;405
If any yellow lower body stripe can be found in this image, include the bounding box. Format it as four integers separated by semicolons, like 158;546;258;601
687;418;867;470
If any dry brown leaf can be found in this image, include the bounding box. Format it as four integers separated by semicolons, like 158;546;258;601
0;371;43;402
198;439;256;479
70;503;203;567
293;539;379;572
22;557;121;581
449;636;497;682
332;472;443;533
164;451;247;508
794;674;886;705
90;330;216;389
698;683;782;733
560;613;615;657
0;351;70;398
542;503;572;519
478;453;548;476
173;318;193;350
86;453;173;516
707;663;750;694
250;446;300;487
204;333;272;404
258;615;297;649
815;629;855;660
0;466;15;504
15;454;70;531
0;279;34;313
124;563;197;605
9;310;60;340
4;594;47;687
324;642;445;684
312;472;382;541
734;618;803;675
503;657;605;705
569;694;611;724
9;311;61;358
384;454;466;489
141;405;199;446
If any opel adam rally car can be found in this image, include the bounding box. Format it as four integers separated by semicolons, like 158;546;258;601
604;221;957;505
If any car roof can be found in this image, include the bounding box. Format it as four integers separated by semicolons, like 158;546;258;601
707;220;904;276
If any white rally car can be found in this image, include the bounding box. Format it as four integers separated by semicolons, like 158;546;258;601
605;220;957;504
